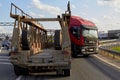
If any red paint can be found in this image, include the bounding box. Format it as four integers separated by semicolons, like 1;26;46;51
70;16;96;27
69;16;96;46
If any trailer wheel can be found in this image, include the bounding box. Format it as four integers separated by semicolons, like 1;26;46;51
54;30;62;50
63;69;70;76
14;65;28;76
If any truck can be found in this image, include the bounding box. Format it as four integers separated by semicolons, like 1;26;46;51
10;2;71;76
69;16;99;57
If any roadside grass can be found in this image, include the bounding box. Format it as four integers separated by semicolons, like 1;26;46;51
111;47;120;52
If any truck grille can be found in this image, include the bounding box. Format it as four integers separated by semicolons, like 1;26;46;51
85;40;96;46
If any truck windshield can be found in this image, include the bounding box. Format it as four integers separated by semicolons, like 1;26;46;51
82;28;98;39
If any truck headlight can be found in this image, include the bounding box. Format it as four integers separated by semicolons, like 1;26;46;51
81;49;85;52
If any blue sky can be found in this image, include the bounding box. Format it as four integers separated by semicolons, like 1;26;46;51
0;0;120;33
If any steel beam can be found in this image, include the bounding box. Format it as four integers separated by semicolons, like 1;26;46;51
21;18;62;22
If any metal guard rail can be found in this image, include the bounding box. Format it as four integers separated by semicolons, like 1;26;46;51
99;42;120;59
99;39;118;44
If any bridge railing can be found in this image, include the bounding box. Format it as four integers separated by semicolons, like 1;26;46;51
99;41;120;59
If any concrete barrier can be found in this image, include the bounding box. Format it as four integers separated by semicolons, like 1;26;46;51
99;42;120;60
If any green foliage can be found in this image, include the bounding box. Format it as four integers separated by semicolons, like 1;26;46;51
47;35;54;43
111;47;120;52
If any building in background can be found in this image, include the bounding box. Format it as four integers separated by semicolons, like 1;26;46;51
98;31;108;39
108;30;120;39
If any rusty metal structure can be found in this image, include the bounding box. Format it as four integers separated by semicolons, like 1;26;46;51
10;2;71;76
0;21;56;47
10;3;47;53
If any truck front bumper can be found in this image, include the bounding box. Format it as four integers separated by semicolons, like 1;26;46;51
81;46;99;54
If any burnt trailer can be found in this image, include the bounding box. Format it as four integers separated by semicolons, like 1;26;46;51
10;2;71;76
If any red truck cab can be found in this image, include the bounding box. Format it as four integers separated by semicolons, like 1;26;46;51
69;16;98;57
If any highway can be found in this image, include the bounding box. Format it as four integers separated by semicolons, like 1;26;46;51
0;53;120;80
0;54;17;80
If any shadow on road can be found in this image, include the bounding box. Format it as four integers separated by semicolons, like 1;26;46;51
20;74;69;80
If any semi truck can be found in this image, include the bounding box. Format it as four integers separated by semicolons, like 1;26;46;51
10;2;71;76
69;16;98;57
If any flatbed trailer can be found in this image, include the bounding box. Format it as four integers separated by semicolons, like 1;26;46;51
10;2;71;76
11;49;71;76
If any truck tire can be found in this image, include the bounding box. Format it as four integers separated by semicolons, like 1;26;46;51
71;42;77;58
63;69;70;76
14;65;28;76
54;30;61;50
71;52;77;58
21;30;29;50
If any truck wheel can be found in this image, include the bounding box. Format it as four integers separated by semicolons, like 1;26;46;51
63;69;70;76
14;65;28;76
71;43;77;58
71;52;77;58
54;30;62;50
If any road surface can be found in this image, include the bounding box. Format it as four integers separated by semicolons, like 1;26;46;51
0;53;120;80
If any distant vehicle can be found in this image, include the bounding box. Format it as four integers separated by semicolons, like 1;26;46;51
0;36;11;54
1;36;11;50
69;16;99;57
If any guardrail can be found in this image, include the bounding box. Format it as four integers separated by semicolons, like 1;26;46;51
99;41;120;60
99;39;118;44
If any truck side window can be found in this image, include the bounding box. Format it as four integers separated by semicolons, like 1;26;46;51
70;26;81;39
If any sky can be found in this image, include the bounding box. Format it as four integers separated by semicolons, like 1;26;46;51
0;0;120;33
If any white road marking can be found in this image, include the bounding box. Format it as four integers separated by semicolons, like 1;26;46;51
0;56;10;61
0;56;9;59
0;59;9;61
16;75;23;80
94;55;120;70
0;62;11;65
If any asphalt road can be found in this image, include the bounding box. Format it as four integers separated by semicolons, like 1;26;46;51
0;54;17;80
0;54;120;80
